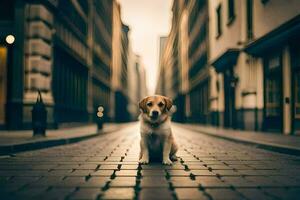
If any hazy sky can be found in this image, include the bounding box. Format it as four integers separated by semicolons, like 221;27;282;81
118;0;172;94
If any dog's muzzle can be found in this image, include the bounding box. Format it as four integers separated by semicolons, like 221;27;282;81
150;110;159;119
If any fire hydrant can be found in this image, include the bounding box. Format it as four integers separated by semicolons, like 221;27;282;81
32;91;47;136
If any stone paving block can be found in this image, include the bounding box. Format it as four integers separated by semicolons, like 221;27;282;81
69;188;102;200
206;164;233;170
175;188;208;200
55;177;86;187
140;177;169;187
87;157;106;162
0;170;46;177
222;177;258;188
236;188;274;200
269;176;300;187
186;164;207;170
91;170;114;176
190;170;215;176
106;156;122;161
47;169;73;176
76;164;99;170
10;187;48;199
115;170;138;176
236;169;265;176
167;169;191;176
212;170;241;176
139;188;173;200
228;165;253;170
29;176;64;187
110;177;137;187
205;188;246;200
196;177;230;188
141;169;166;176
37;188;75;200
82;177;109;187
261;188;288;199
120;164;138;169
170;177;199;188
70;170;93;176
244;176;282;187
102;188;135;199
249;164;278;170
99;164;119;170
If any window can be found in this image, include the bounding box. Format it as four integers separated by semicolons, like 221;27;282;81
216;4;222;38
228;0;235;24
266;77;281;117
0;0;14;20
295;71;300;118
246;0;253;39
265;54;281;117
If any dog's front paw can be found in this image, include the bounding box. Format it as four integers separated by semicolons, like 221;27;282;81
139;158;149;165
162;158;173;165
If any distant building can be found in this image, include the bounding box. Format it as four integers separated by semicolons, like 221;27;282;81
0;0;113;129
155;36;167;95
127;51;148;120
156;0;209;123
155;0;183;121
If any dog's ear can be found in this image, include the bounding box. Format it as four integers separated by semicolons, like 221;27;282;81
163;97;173;111
139;97;148;113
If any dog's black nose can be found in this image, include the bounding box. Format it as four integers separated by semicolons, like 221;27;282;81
152;111;159;116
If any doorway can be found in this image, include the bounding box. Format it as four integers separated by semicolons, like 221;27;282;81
0;46;7;126
263;54;283;132
224;68;236;128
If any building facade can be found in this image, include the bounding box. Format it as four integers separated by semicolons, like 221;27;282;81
0;0;113;129
209;0;300;134
156;0;300;135
156;0;210;123
127;50;148;120
111;1;131;122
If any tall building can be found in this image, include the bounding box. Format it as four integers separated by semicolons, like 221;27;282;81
0;0;113;129
89;0;113;123
127;50;148;120
155;0;185;122
186;0;209;123
156;0;209;123
111;1;130;122
155;36;167;95
209;0;300;134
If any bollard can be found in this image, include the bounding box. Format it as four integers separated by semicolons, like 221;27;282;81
97;106;104;130
32;90;47;136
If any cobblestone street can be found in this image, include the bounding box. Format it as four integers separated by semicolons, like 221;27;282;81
1;123;300;200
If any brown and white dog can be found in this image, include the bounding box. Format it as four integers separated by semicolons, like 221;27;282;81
138;95;178;165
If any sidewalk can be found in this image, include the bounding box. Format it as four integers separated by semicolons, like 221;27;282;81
0;123;127;155
175;123;300;156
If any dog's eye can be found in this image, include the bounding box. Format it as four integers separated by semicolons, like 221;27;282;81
146;102;152;107
158;102;164;107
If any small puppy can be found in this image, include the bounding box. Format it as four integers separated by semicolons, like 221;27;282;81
139;95;178;165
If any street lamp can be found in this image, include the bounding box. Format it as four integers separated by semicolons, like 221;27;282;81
5;34;15;44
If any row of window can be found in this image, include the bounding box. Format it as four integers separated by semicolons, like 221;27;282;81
215;0;253;39
53;46;88;110
55;21;87;60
